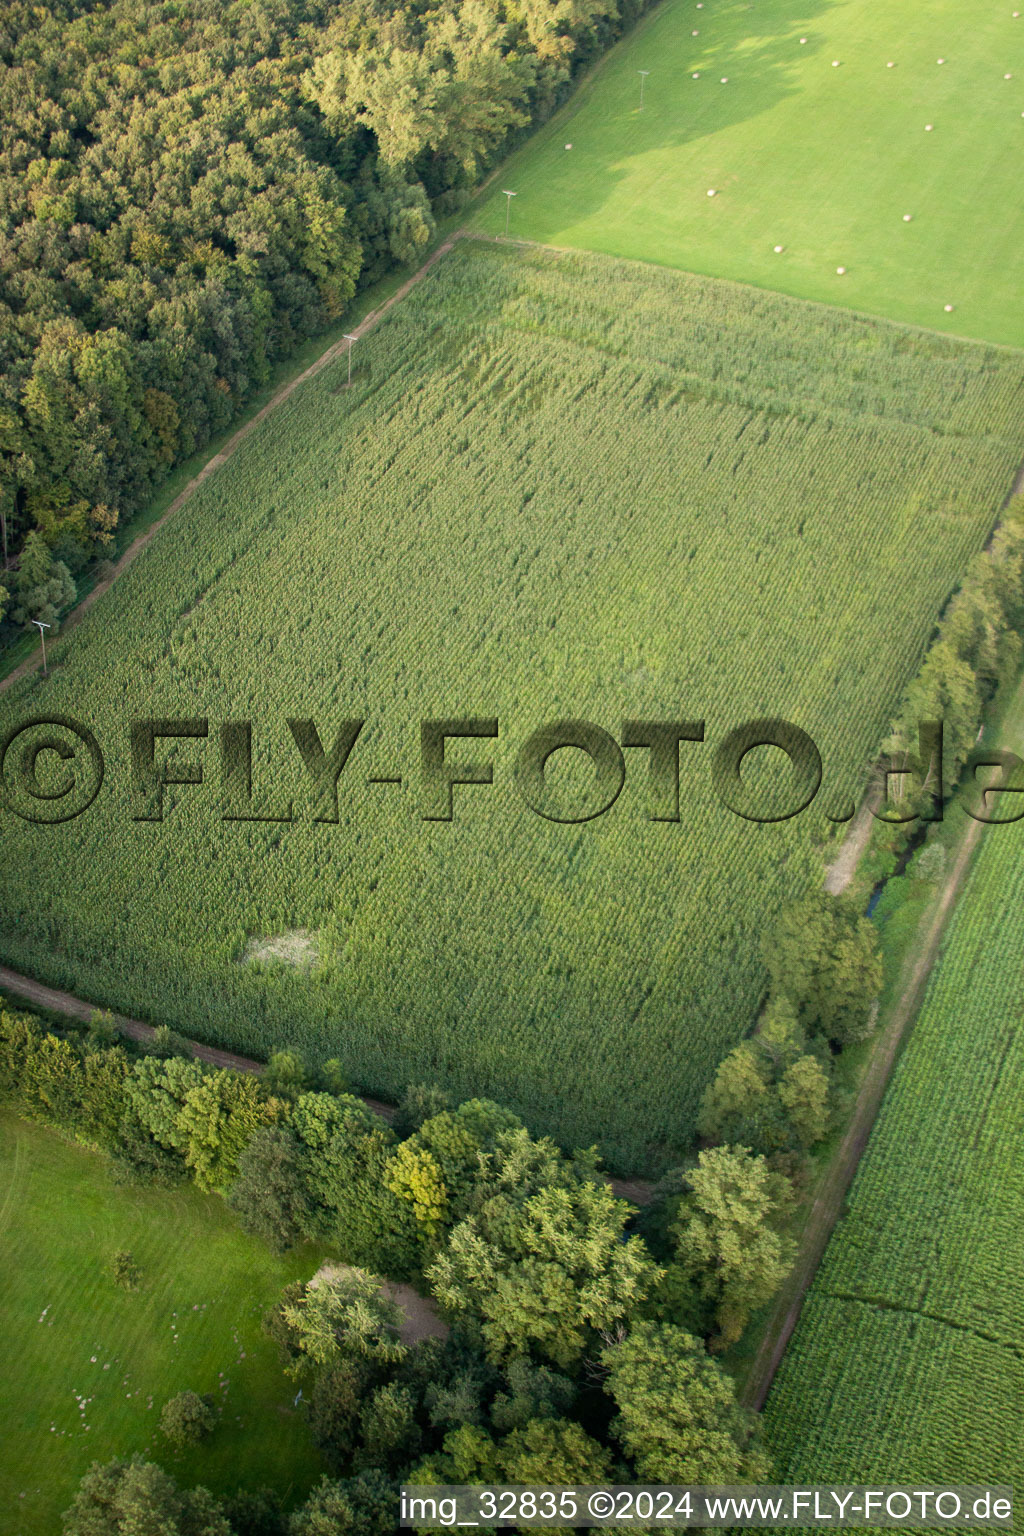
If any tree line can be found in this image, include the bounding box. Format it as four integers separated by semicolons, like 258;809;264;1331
0;889;883;1533
870;497;1024;863
0;0;653;640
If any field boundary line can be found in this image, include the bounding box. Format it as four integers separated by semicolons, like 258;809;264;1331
0;231;468;698
465;233;1024;356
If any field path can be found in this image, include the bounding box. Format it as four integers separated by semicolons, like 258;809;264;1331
823;798;875;895
0;231;466;698
741;804;990;1410
0;963;397;1116
748;451;1024;1397
0;963;653;1202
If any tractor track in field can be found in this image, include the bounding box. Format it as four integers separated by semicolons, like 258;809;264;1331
0;1122;26;1239
815;1289;1024;1365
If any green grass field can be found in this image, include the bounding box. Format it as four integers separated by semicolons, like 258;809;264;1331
470;0;1024;346
2;242;1024;1171
0;1111;324;1534
761;716;1024;1494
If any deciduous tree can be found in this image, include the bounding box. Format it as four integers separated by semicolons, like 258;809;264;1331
671;1146;794;1349
228;1125;311;1252
289;1469;397;1536
62;1457;230;1535
602;1321;765;1482
160;1391;216;1447
765;894;882;1047
280;1269;406;1374
176;1070;275;1191
428;1129;659;1366
698;1003;832;1153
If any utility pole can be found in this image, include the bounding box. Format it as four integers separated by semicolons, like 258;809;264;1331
502;189;517;237
32;618;50;676
638;69;650;109
343;334;358;387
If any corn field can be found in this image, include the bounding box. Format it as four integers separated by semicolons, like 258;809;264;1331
763;817;1024;1489
2;242;1024;1171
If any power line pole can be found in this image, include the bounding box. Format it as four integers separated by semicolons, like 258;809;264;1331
343;334;358;387
638;69;650;109
502;189;517;236
32;618;50;676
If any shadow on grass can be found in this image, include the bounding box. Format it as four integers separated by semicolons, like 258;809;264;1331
472;0;839;236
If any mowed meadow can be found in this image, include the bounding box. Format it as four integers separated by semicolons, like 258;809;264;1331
0;1112;325;1533
470;0;1024;347
762;758;1024;1494
3;241;1024;1169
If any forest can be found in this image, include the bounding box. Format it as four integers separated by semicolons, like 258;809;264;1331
0;0;651;637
